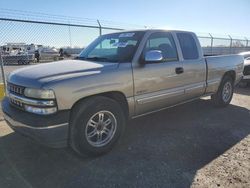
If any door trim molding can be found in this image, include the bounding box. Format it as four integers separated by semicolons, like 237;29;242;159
136;89;184;105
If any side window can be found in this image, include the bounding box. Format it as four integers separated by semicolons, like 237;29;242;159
177;33;199;60
144;32;178;62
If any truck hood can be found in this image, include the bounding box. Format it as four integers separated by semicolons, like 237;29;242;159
8;60;119;88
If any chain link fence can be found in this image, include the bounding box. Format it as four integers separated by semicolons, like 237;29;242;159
0;9;250;87
0;9;147;68
0;18;124;65
1;17;249;64
198;33;250;56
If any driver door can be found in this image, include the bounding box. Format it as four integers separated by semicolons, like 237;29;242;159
133;32;186;115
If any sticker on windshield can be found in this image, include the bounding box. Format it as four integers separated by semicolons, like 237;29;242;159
112;42;128;48
119;33;135;38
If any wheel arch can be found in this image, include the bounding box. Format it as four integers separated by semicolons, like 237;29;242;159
70;91;129;119
222;70;236;83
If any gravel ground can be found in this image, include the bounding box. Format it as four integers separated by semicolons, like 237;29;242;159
192;134;250;188
0;86;249;188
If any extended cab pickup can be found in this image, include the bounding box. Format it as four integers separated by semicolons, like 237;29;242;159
2;30;244;156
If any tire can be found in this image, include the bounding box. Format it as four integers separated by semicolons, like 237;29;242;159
69;96;126;157
211;75;234;107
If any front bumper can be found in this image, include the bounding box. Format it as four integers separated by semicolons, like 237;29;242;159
1;97;70;148
242;75;250;82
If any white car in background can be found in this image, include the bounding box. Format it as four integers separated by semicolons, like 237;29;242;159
239;52;250;85
38;47;60;61
239;51;250;60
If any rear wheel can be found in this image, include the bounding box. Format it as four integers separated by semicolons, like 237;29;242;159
211;75;234;107
69;96;126;156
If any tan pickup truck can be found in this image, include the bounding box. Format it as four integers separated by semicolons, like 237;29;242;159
2;29;244;156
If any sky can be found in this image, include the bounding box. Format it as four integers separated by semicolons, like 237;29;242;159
0;0;249;47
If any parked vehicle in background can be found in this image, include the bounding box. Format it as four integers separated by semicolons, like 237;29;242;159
38;47;60;62
239;51;250;59
0;43;61;64
1;53;34;65
2;29;244;157
239;51;250;85
0;43;35;65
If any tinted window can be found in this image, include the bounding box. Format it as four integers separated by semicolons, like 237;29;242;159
144;32;178;62
177;33;199;60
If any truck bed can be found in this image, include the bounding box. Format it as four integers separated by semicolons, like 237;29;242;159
205;54;244;93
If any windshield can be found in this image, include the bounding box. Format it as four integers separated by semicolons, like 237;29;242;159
79;31;145;62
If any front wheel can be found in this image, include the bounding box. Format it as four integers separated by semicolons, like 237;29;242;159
211;75;234;107
69;96;126;157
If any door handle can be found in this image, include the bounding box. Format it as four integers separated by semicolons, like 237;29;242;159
175;67;184;74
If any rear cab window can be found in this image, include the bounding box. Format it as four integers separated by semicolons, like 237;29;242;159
177;33;199;60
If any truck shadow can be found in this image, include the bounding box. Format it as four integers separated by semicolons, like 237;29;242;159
0;99;249;188
234;86;250;96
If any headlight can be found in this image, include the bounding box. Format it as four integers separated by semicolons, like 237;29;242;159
24;88;55;99
23;88;57;115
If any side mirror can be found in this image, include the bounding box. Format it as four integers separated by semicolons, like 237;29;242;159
144;50;163;63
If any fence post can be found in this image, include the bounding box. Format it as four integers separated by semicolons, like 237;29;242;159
0;53;6;95
245;37;248;50
209;33;213;55
68;20;72;48
228;35;232;54
97;20;102;36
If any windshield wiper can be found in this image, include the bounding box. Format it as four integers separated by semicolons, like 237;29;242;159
78;56;118;62
85;57;109;61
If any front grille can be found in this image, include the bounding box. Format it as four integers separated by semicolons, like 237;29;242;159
7;83;25;96
7;83;25;109
243;65;250;76
9;97;24;109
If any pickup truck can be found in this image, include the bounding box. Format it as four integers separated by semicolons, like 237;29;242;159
2;30;244;156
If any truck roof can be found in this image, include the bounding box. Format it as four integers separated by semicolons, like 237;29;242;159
104;29;195;35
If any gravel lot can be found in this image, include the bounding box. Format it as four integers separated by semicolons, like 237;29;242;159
0;64;249;188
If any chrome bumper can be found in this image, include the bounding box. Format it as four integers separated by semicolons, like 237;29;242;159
4;112;68;130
